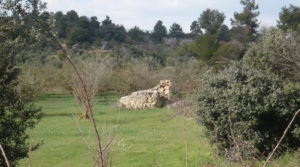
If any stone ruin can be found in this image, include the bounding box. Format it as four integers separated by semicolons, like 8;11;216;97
119;80;171;109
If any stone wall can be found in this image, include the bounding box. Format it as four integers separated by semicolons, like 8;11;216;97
119;80;171;109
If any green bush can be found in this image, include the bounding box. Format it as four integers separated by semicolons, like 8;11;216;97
195;63;300;158
195;28;300;158
243;28;300;81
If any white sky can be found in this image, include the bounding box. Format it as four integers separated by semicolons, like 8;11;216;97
44;0;300;32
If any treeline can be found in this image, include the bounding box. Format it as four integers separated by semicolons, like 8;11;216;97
32;2;300;64
39;10;188;45
18;1;300;98
18;1;300;96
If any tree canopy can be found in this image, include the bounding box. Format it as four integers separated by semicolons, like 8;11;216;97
190;20;202;36
151;20;168;42
169;23;184;38
199;9;226;34
278;4;300;32
231;0;260;42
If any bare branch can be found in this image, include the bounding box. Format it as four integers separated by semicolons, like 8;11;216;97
0;143;10;167
17;9;106;167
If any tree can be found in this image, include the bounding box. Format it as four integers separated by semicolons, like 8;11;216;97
101;15;112;26
169;23;184;38
151;20;167;42
113;25;127;42
66;10;79;23
65;17;90;44
231;0;260;42
128;26;146;42
211;42;241;67
194;34;219;60
199;9;226;34
71;56;113;119
0;1;43;166
190;20;202;36
89;16;100;39
54;11;67;38
99;16;126;42
278;4;300;32
66;26;90;44
99;16;115;41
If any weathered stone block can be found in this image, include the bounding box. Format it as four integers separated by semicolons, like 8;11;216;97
119;80;171;109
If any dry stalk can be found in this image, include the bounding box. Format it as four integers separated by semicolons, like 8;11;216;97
262;109;300;167
0;143;10;167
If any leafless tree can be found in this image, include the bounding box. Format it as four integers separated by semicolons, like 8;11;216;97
71;56;113;119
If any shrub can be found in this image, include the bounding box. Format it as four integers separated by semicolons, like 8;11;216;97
0;11;42;167
195;28;300;159
17;66;47;101
195;62;300;158
243;28;300;81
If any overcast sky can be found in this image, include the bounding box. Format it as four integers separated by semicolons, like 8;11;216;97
44;0;300;32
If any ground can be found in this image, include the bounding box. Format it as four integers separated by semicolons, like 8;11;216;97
17;93;300;167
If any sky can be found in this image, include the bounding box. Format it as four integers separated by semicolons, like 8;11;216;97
44;0;300;32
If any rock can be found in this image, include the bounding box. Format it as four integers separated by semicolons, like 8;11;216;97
119;80;171;109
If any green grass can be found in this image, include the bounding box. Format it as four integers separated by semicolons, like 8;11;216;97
18;93;214;167
17;93;300;167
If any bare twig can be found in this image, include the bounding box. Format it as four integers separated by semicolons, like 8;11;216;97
17;10;105;167
262;109;300;167
0;143;10;167
103;124;121;153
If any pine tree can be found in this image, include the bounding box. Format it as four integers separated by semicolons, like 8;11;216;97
151;20;167;42
231;0;260;41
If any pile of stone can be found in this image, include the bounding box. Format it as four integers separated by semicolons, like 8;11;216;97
119;80;171;109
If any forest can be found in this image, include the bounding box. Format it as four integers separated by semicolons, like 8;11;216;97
1;0;300;166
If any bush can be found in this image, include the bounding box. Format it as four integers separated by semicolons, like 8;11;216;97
195;28;300;159
243;28;300;81
195;62;300;158
17;66;47;101
0;17;41;167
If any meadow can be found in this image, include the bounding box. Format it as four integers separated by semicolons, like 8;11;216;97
17;93;214;167
17;93;300;167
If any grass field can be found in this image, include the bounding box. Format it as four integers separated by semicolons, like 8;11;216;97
17;93;300;167
17;93;215;167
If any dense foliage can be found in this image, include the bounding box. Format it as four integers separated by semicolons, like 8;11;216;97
0;1;43;166
195;28;300;158
278;5;300;32
169;23;184;38
151;20;168;42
